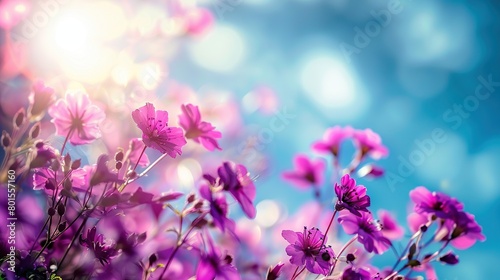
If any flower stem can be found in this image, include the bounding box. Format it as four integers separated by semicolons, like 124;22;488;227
321;209;338;247
128;153;168;184
291;266;306;280
330;235;357;275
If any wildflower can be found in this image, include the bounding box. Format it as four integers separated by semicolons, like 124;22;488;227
127;138;150;167
282;154;325;189
409;186;463;219
341;266;371;280
338;211;391;254
312;126;353;157
196;237;240;280
205;162;256;219
132;103;186;157
445;211;485;249
80;227;118;265
179;103;222;151
48;91;105;145
352;129;388;160
334;174;370;216
29;80;55;120
29;141;58;169
199;183;235;232
266;262;284;280
282;227;334;275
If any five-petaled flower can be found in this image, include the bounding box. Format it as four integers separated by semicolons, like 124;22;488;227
338;211;391;254
334;174;371;216
48;91;106;145
132;103;187;158
179;103;222;151
282;227;334;275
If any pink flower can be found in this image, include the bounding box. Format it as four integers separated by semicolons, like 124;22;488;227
409;186;463;219
128;138;150;167
282;154;325;189
282;227;334;275
312;126;353;157
352;129;388;160
48;91;105;145
179;103;222;151
338;211;391;254
29;80;55;120
132;103;187;157
334;174;371;217
377;210;404;240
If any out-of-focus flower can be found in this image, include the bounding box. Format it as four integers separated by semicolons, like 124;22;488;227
132;103;186;157
334;174;370;217
33;166;86;193
127;138;150;167
282;227;334;275
312;126;353;157
266;262;284;280
377;210;404;240
445;211;485;249
196;237;240;280
29;141;58;169
89;155;122;187
205;162;256;219
80;227;118;265
184;8;214;36
341;266;371;280
338;211;391;254
410;186;463;219
48;91;105;145
439;251;459;265
29;80;55;120
282;154;325;189
352;129;388;160
199;183;234;233
179;103;222;151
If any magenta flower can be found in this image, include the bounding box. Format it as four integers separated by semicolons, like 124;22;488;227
445;211;485;249
179;103;222;151
341;266;371;280
205;162;256;219
282;227;334;275
199;183;235;233
312;126;353;156
334;174;370;216
79;227;118;265
132;103;187;158
48;91;106;145
352;129;388;160
377;210;404;240
196;237;240;280
127;138;150;167
266;262;284;280
338;211;391;254
410;186;463;219
282;154;325;189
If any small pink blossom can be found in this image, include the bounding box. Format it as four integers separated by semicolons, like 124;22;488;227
132;103;187;158
352;129;388;160
338;211;391;254
377;210;404;240
48;91;105;145
128;138;150;167
312;126;353;157
179;103;222;151
282;154;325;189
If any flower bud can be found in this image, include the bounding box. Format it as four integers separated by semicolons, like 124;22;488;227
115;150;124;162
346;253;356;263
115;161;123;170
45;179;56;190
439;252;459;265
57;204;66;216
64;154;71;168
29;123;41;139
51;160;61;171
187;193;196;203
148;254;157;266
58;222;67;232
127;170;137;179
13;108;26;129
71;159;81;170
1;131;11;148
48;207;56;216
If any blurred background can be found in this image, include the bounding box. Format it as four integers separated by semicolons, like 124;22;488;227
1;0;499;278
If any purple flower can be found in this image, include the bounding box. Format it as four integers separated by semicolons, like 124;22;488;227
266;262;284;280
341;266;371;280
179;103;222;151
80;227;118;265
282;154;325;189
196;237;240;280
445;211;485;249
410;186;463;219
352;129;388;160
338;211;391;254
29;141;58;169
334;174;370;217
48;90;105;145
132;103;187;157
205;162;256;219
127;138;150;167
282;227;334;275
312;126;353;157
199;183;235;233
377;210;404;240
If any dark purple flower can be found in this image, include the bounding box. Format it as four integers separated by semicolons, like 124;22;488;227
205;162;256;219
444;211;486;249
199;183;235;233
409;186;463;219
80;227;118;265
341;266;371;280
196;237;240;280
282;154;325;189
266;262;284;280
338;211;391;254
29;141;58;168
282;227;334;275
334;174;370;216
